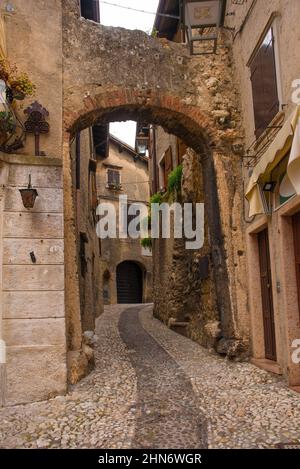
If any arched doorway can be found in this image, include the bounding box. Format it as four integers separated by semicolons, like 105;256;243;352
116;261;143;304
62;1;249;364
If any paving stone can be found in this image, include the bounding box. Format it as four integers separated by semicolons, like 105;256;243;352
1;304;300;449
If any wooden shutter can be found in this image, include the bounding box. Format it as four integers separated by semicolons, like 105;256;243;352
164;147;173;187
177;139;187;165
80;0;100;23
107;169;114;185
250;28;279;139
107;169;120;186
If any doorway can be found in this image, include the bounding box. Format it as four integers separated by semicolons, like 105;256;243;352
292;211;300;318
257;229;277;361
116;261;143;304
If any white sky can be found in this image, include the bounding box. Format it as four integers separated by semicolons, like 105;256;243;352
100;0;159;147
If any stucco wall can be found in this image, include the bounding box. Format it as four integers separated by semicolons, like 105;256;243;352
4;0;63;157
228;0;300;149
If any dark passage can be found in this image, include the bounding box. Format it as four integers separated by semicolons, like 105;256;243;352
119;306;207;449
117;261;143;304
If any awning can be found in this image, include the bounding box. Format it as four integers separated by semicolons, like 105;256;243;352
245;106;300;218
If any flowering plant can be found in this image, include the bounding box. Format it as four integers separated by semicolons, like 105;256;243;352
0;57;36;99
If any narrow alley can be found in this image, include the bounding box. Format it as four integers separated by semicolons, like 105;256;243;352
1;304;300;450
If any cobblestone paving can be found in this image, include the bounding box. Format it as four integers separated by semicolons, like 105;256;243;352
140;306;300;449
0;306;137;449
1;304;300;449
119;306;207;449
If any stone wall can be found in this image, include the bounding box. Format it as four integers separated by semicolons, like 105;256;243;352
0;155;67;405
152;135;219;350
62;0;249;357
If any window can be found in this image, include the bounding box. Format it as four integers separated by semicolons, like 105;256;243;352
107;168;121;189
250;27;279;139
159;146;173;191
177;139;187;165
80;0;100;23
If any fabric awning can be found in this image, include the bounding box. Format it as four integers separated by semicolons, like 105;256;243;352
245;106;300;218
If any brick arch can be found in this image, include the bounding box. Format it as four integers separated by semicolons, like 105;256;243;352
64;87;216;154
62;1;249;361
62;87;235;359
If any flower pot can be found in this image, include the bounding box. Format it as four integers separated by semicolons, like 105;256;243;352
12;89;25;101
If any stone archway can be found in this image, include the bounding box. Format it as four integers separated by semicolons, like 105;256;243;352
62;0;249;374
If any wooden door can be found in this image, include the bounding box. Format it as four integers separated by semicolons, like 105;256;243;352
164;147;173;188
292;212;300;316
117;261;143;304
258;229;277;361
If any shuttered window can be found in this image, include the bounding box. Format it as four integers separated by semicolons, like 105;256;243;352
107;168;121;186
177;139;187;165
250;28;279;139
164;146;173;188
80;0;100;23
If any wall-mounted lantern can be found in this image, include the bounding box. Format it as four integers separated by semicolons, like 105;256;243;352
19;174;38;209
136;135;148;156
136;122;150;156
263;181;277;193
183;0;226;55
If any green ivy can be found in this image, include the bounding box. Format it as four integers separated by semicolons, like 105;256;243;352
141;237;152;250
167;164;183;195
150;192;163;205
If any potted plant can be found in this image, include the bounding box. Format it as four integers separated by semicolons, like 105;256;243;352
9;73;36;100
0;57;35;101
0;110;15;143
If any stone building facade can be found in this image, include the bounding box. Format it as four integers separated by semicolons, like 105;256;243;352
3;0;292;405
227;0;300;389
97;135;152;306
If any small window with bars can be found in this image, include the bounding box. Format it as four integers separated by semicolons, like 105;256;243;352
106;168;121;189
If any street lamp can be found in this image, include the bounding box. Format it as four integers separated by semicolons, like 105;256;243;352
19;174;38;209
183;0;226;55
136;135;148;156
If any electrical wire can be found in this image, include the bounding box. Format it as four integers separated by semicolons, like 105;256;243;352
100;1;180;20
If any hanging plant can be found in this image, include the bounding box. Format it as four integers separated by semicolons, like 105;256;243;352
0;57;36;101
9;73;36;100
141;237;152;250
0;110;16;145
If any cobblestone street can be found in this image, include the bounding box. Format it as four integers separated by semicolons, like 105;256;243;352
1;305;300;449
